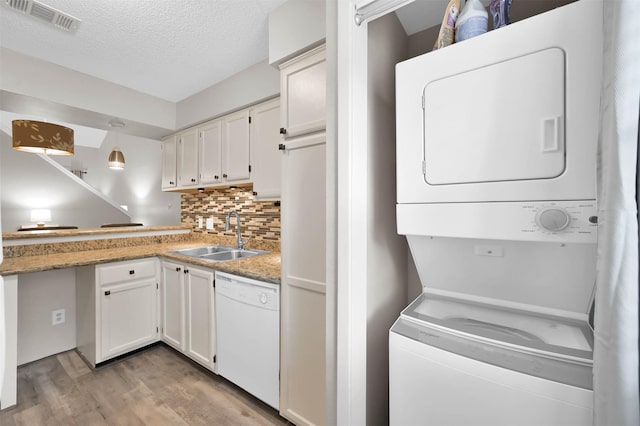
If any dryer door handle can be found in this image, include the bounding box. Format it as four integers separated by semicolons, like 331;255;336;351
542;116;563;153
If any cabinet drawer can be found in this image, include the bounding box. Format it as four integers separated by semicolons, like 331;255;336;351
97;259;157;286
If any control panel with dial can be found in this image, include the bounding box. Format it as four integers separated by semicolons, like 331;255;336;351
524;201;598;237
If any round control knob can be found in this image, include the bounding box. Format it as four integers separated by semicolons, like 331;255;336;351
259;293;268;304
536;208;571;232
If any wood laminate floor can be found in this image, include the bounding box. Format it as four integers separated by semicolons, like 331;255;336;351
0;344;290;426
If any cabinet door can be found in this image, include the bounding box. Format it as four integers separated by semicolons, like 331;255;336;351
161;261;184;350
223;109;251;182
100;278;158;360
280;132;327;426
199;120;223;185
184;266;215;369
161;136;177;189
178;128;199;187
250;98;281;199
280;46;326;139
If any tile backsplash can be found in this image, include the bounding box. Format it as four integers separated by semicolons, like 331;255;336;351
181;186;280;243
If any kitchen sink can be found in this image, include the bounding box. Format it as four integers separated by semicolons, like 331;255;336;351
170;245;235;257
169;245;269;262
200;249;265;262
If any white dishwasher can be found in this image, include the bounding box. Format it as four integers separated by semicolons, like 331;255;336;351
214;271;280;409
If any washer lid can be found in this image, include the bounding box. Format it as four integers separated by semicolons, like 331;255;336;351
405;234;597;316
402;292;593;360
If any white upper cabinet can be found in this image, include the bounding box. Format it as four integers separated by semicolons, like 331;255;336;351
279;45;326;139
223;109;251;183
178;127;199;187
162;98;282;194
199;119;224;185
250;98;281;199
161;136;177;189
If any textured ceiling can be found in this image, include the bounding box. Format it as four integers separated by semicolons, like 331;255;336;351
0;0;288;102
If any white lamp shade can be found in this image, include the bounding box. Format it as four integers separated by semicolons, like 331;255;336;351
30;209;51;224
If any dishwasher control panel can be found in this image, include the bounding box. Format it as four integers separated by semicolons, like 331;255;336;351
215;272;279;310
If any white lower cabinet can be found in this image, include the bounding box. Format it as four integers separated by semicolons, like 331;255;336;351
76;258;160;367
161;260;216;371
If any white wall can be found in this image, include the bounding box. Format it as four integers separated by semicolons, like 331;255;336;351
176;60;280;130
366;12;409;425
0;132;132;231
17;269;76;365
0;48;176;131
268;0;326;66
52;132;182;227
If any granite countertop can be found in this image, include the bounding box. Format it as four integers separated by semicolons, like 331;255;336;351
3;224;191;240
0;240;281;284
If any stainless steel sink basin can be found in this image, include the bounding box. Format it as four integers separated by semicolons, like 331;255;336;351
200;249;266;262
169;245;269;262
170;245;235;257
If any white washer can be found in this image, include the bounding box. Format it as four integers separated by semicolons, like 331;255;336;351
389;294;593;426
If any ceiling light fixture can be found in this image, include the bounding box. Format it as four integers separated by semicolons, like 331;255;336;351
108;118;125;128
12;120;74;155
108;148;125;170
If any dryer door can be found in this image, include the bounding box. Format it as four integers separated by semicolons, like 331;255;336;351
395;0;602;204
423;48;565;185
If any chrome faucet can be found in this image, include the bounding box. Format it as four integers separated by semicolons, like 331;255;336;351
225;210;250;250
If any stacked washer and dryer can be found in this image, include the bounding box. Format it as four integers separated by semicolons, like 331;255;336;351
390;1;602;425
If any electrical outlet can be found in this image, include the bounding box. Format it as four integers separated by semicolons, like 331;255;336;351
198;217;203;228
52;309;65;325
206;217;214;230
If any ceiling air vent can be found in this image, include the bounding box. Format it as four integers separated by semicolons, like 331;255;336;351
4;0;81;31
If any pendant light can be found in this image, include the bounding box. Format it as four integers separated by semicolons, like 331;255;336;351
107;119;125;170
108;148;125;170
12;120;74;155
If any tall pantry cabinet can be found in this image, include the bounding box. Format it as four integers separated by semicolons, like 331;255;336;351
279;45;327;426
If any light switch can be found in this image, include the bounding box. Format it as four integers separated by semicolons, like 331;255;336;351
206;217;214;229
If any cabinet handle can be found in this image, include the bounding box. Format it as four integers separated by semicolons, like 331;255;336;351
104;290;111;296
169;181;175;185
191;178;196;182
176;267;181;272
184;269;189;274
129;270;135;275
222;174;228;178
278;143;286;151
279;127;287;135
214;175;219;180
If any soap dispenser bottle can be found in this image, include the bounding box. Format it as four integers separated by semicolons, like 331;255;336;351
455;0;488;42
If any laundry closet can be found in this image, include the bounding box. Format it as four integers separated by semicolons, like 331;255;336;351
388;0;601;425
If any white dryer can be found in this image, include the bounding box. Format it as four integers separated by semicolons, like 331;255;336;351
390;1;603;425
395;0;602;205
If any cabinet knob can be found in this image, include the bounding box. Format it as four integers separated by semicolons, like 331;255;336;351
104;290;111;296
184;269;189;274
278;143;286;151
169;181;175;185
279;127;287;135
222;174;228;178
176;267;181;272
214;175;219;180
129;270;135;275
191;178;196;182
